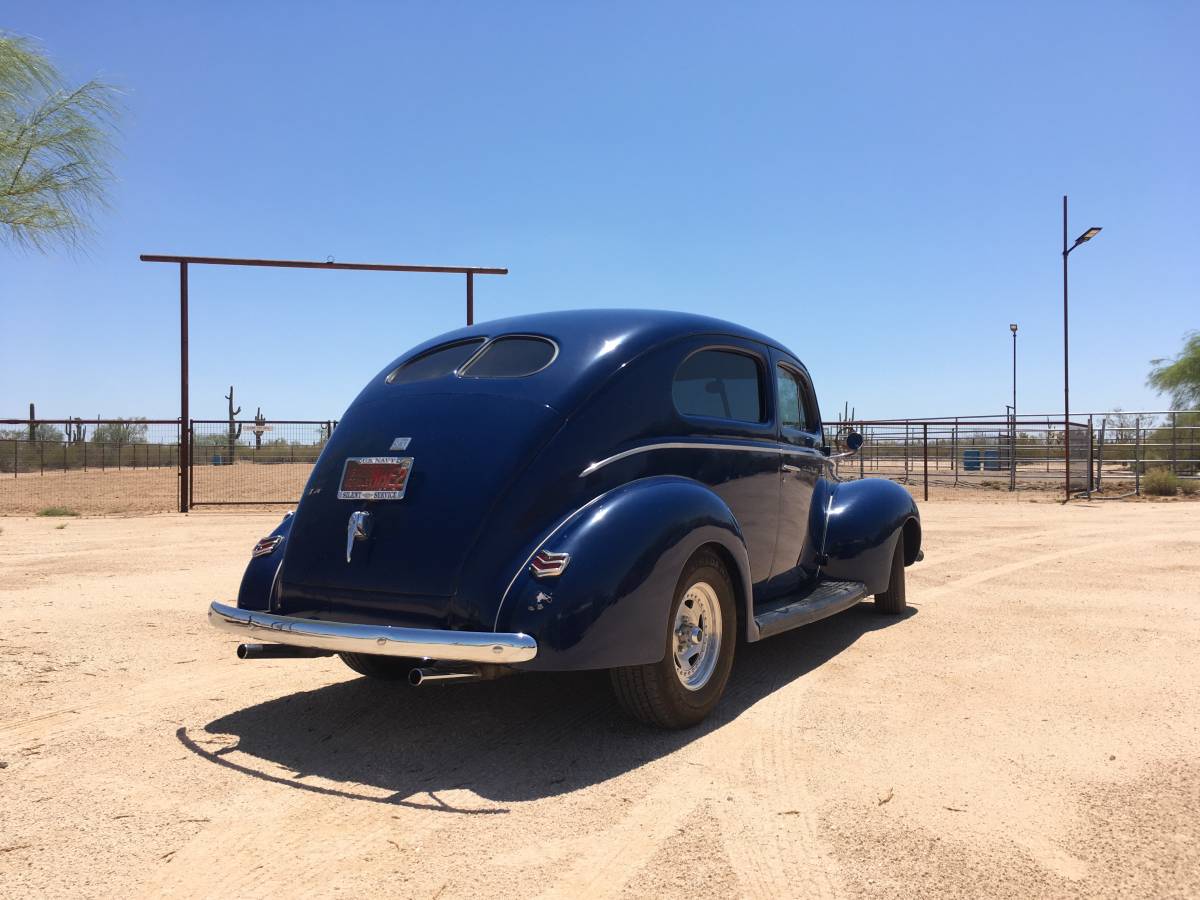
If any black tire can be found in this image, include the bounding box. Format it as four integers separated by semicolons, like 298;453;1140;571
610;549;736;729
874;533;907;615
338;652;420;681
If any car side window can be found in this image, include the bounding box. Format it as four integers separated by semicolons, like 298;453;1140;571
776;366;806;430
673;349;764;423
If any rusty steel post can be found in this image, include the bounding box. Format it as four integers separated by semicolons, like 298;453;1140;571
923;423;929;501
1135;416;1142;496
1171;411;1178;474
180;261;190;513
467;271;474;325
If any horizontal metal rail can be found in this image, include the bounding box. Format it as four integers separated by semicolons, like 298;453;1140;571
139;254;508;275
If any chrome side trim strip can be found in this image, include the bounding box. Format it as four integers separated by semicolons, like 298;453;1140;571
579;441;827;477
267;558;283;611
208;601;537;664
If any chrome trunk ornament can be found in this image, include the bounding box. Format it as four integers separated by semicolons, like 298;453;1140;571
346;510;372;563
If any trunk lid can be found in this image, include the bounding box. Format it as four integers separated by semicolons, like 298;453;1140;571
278;392;562;626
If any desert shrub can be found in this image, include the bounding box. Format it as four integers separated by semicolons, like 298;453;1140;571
1179;478;1198;496
92;419;148;443
37;506;79;517
1142;469;1179;497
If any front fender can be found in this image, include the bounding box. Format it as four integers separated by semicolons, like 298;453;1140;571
236;513;295;611
821;478;920;594
496;476;752;671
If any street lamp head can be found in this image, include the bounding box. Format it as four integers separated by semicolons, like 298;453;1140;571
1010;323;1018;334
1074;226;1102;246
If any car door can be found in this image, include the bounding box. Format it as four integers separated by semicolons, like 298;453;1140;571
768;356;824;592
669;339;781;593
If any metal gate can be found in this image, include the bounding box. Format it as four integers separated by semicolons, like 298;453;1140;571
188;419;336;506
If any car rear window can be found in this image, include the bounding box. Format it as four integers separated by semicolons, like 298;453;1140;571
672;349;764;422
387;339;485;384
460;336;557;378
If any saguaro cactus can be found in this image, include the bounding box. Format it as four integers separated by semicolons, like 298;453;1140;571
68;418;87;444
253;407;267;450
226;386;242;464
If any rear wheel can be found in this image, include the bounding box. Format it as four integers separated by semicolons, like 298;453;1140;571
339;652;420;681
874;533;907;615
610;549;736;729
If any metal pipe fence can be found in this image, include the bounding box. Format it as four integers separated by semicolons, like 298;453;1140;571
827;411;1199;497
1;410;1195;514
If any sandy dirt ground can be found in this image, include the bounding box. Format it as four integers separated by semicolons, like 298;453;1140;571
1;499;1198;899
0;463;315;516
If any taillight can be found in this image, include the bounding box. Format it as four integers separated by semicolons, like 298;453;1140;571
251;535;284;558
530;549;570;578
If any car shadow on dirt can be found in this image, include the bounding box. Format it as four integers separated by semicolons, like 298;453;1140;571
178;603;915;812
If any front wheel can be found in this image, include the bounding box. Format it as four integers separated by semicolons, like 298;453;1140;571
874;533;907;615
610;549;736;729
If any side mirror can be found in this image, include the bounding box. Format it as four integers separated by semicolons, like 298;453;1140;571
845;431;863;452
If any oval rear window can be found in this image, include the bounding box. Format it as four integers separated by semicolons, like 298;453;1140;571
387;339;485;384
461;336;557;378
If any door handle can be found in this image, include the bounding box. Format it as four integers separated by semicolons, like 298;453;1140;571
782;464;804;473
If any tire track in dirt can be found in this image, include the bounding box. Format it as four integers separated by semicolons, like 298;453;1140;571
143;687;611;898
535;670;841;898
0;664;274;750
924;525;1074;567
920;530;1200;601
533;754;708;900
713;692;839;898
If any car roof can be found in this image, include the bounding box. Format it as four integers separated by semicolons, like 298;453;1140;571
378;308;804;414
416;308;795;359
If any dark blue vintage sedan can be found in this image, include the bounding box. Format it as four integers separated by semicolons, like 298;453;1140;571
210;310;921;727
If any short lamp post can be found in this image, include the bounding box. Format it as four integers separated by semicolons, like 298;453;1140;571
1062;195;1102;501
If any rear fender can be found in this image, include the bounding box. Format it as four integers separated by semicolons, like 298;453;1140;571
236;513;294;611
820;479;920;594
496;476;752;671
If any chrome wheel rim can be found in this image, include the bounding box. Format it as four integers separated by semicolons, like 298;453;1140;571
672;581;722;691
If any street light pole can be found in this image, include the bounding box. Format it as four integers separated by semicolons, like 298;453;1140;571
1061;196;1102;502
1063;195;1070;502
1010;323;1018;491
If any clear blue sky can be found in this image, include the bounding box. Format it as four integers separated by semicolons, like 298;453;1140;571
2;2;1196;421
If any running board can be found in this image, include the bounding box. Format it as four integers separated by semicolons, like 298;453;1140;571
753;580;869;640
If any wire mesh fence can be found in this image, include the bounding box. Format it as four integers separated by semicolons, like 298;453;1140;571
1;410;1196;514
0;419;183;515
188;419;336;506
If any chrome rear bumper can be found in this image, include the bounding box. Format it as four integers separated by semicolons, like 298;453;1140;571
207;601;538;664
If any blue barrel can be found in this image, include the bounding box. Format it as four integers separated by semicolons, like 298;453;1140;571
984;449;1001;471
963;449;981;471
212;454;223;466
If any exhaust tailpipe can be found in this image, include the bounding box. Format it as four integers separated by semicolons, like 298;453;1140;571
237;643;335;660
408;665;483;686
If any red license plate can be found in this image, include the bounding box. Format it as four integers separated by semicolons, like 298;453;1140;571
337;457;413;500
